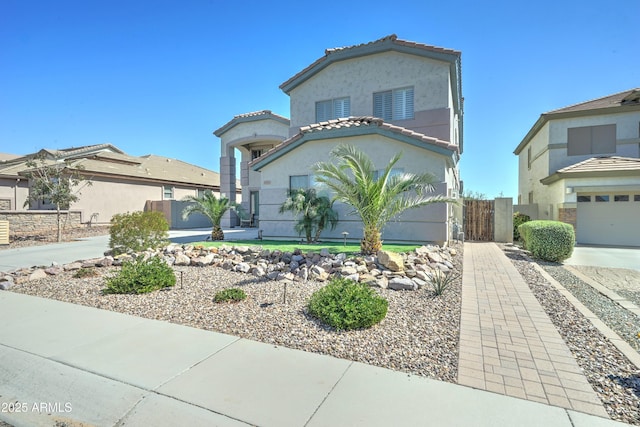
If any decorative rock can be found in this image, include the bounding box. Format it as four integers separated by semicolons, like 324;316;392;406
344;273;359;282
377;250;404;272
174;253;191;266
412;277;427;288
0;281;12;290
28;269;48;281
319;248;330;257
252;266;265;277
235;262;251;273
63;262;83;271
375;276;389;289
235;246;250;254
98;257;114;267
341;266;358;276
44;266;64;275
388;277;417;291
291;254;304;263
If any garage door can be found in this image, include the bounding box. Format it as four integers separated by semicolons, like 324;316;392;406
576;193;640;247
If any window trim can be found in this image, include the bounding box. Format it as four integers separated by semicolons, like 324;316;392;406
163;185;174;200
373;87;414;121
315;97;350;122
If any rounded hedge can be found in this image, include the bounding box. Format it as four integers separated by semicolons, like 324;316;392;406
307;278;388;331
518;220;575;262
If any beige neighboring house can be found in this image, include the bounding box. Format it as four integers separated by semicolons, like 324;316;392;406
514;88;640;247
0;143;222;227
215;35;463;244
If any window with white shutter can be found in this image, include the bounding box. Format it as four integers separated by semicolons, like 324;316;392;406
373;87;414;121
315;97;350;122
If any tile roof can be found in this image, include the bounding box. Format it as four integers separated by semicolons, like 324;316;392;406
214;110;290;137
250;116;459;170
556;156;640;174
280;34;461;94
547;88;640;114
324;34;460;56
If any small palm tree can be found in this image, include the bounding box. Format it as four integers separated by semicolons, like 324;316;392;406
279;188;338;243
182;193;232;240
313;144;455;255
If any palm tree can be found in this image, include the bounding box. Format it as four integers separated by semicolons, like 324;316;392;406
182;193;232;240
278;188;338;243
312;144;455;255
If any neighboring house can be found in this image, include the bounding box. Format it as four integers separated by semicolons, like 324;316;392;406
0;143;223;227
514;88;640;246
216;35;463;244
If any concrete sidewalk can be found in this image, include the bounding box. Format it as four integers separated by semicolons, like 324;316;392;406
0;292;626;426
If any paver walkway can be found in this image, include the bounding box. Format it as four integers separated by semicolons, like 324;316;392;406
458;242;608;417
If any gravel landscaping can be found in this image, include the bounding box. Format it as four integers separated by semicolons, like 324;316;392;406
502;246;640;425
8;244;463;383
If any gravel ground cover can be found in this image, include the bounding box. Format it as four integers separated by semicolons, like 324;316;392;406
9;244;463;383
571;265;640;309
503;246;640;425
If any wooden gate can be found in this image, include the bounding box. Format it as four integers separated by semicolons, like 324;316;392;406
464;200;494;241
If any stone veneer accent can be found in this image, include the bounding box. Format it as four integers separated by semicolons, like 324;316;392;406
558;207;577;230
0;211;83;236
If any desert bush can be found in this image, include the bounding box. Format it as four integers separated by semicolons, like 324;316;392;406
307;278;388;331
109;211;169;255
518;220;575;262
430;271;458;296
73;267;98;278
214;288;247;303
513;212;531;241
103;256;176;294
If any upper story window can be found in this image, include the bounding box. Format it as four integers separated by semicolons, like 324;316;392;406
315;97;350;122
373;87;414;121
567;124;616;156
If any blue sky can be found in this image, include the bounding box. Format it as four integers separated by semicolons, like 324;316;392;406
1;0;638;200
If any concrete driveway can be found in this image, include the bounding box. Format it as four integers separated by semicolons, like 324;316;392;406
564;246;640;271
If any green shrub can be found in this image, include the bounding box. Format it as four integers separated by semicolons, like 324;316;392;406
513;212;531;241
109;211;169;255
518;220;575;262
103;256;176;294
214;288;247;303
307;278;388;331
73;267;98;278
430;271;458;296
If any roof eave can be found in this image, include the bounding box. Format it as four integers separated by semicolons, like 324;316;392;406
541;169;640;185
251;126;457;172
214;113;290;137
280;41;461;95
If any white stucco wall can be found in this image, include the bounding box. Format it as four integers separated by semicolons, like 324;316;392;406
255;134;454;244
289;51;452;131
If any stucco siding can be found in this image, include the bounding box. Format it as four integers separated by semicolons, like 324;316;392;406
289;51;452;132
256;134;451;243
219;120;289;148
548;111;640;173
0;178;28;210
518;122;550;207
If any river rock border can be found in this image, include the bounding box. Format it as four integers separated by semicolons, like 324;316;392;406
0;243;459;291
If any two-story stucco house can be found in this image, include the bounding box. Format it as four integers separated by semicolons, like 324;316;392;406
215;35;463;244
514;88;640;247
